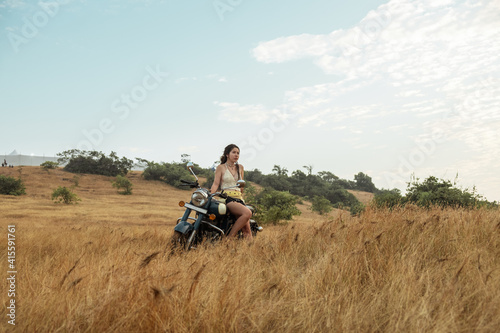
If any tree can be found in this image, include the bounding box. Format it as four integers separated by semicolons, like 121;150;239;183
112;175;133;195
310;195;332;215
405;176;478;208
303;165;313;175
253;188;301;225
318;171;339;184
354;172;377;193
141;161;199;189
40;161;59;171
373;189;403;209
372;176;498;209
0;175;26;196
325;188;360;207
245;169;264;184
57;150;133;177
51;186;81;204
261;174;292;192
272;165;288;176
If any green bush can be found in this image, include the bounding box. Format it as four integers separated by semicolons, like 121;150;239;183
242;183;258;206
372;176;498;209
354;172;377;193
405;176;482;208
51;186;81;204
251;188;301;225
112;175;133;195
142;163;168;181
310;195;332;215
373;189;403;209
72;175;80;187
246;167;367;201
349;202;366;216
142;161;194;188
325;188;359;207
57;150;133;177
40;161;59;171
0;175;26;196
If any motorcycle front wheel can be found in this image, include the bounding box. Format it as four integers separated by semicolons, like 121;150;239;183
171;230;196;251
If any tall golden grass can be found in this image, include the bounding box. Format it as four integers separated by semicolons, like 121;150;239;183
1;166;500;332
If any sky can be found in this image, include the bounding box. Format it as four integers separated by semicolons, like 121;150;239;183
1;0;499;201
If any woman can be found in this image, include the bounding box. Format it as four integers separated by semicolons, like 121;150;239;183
210;144;253;239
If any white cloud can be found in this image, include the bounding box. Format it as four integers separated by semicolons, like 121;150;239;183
0;0;26;9
121;146;153;154
249;0;500;199
397;90;423;98
175;74;228;84
253;0;499;84
177;146;199;154
214;101;273;124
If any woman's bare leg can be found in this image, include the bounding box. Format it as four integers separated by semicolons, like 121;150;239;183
226;202;253;239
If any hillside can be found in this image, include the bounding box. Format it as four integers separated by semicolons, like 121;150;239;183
0;166;369;227
347;189;374;205
1;166;189;228
1;167;500;332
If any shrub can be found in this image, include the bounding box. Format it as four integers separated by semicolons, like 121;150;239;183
325;188;359;207
349;202;365;216
242;183;258;206
372;176;498;209
142;161;194;188
112;175;133;195
252;188;301;225
310;195;332;215
405;176;481;209
51;186;81;204
353;172;377;192
203;171;215;188
142;163;168;181
0;175;26;196
40;161;59;171
72;175;80;187
373;189;403;209
57;150;133;177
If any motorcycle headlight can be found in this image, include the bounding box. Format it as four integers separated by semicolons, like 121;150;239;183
191;189;209;207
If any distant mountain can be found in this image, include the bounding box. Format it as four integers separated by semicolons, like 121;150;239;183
1;154;58;166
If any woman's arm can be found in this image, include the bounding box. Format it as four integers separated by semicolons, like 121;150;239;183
239;164;245;193
210;165;223;194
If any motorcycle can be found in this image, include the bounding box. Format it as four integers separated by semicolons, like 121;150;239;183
172;162;262;251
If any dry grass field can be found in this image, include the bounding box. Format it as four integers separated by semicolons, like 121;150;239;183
347;189;374;205
1;166;500;332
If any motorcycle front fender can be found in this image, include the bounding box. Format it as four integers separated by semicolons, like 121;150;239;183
174;220;193;234
174;208;195;235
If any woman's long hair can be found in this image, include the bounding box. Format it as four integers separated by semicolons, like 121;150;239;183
220;144;240;164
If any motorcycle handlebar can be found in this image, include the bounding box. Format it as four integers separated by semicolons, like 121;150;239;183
180;179;198;188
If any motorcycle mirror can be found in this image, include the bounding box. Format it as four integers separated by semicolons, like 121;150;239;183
186;162;198;181
236;180;246;188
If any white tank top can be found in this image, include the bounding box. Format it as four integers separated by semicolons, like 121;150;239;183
221;164;240;191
